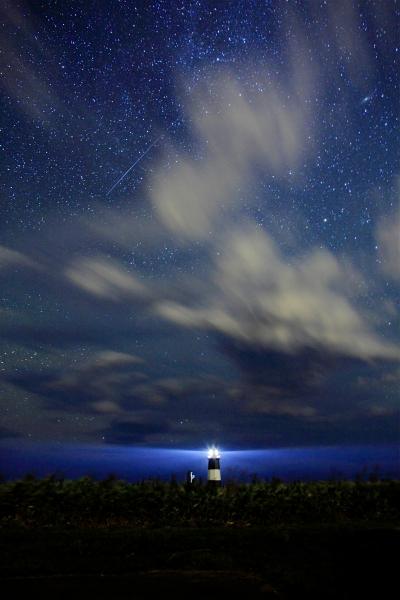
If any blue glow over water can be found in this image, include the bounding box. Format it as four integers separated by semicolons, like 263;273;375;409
1;442;398;481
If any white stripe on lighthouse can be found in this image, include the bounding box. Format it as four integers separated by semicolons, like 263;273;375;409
208;468;221;481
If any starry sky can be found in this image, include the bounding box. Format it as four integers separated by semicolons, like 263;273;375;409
0;1;399;476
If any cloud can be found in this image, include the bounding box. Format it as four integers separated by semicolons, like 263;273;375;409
0;426;21;440
47;351;145;409
150;69;314;240
98;403;400;448
0;3;65;126
6;346;398;447
324;0;374;84
90;350;144;368
357;367;400;388
65;256;149;301
8;350;146;413
376;204;400;281
91;400;123;414
100;419;170;444
156;225;399;361
0;245;38;271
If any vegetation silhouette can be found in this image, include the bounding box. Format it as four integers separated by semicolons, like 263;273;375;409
0;474;399;528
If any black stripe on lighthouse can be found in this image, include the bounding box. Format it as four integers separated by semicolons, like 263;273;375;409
208;457;220;470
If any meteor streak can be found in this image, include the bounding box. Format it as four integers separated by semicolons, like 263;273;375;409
106;129;169;196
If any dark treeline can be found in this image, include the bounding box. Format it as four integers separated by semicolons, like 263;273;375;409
1;475;399;528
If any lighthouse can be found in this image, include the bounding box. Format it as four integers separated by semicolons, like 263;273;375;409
207;446;221;486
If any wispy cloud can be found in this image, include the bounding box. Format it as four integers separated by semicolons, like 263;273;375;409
0;245;39;270
65;256;149;301
376;202;400;281
156;225;399;361
151;69;314;240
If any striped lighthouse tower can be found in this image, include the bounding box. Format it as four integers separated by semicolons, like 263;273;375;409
207;446;221;486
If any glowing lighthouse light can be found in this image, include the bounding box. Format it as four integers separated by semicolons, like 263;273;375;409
207;446;221;485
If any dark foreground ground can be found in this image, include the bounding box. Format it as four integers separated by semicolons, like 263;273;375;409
1;524;398;599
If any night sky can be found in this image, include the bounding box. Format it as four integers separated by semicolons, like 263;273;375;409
1;1;399;479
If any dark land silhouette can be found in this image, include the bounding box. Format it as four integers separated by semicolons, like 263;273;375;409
1;476;399;598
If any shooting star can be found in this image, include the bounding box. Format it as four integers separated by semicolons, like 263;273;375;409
106;128;170;196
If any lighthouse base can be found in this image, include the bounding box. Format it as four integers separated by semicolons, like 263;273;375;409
207;479;221;487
